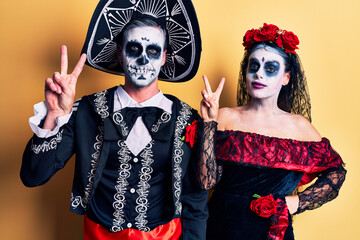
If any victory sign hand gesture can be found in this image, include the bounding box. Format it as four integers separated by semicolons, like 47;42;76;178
200;75;225;122
43;45;86;129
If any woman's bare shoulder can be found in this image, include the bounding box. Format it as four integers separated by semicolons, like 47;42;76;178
217;107;242;130
289;114;322;141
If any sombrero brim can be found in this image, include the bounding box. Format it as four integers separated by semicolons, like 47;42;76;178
81;0;201;82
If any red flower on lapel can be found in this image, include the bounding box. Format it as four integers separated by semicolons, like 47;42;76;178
183;120;198;148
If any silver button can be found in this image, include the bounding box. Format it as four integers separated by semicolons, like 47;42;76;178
133;158;139;163
127;223;132;228
130;188;136;193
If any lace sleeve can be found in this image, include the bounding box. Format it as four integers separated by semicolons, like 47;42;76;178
294;166;346;214
197;120;223;190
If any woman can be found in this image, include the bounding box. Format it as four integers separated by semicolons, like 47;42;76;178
198;23;346;240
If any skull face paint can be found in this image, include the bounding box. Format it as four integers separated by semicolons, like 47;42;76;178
246;48;289;100
120;26;166;87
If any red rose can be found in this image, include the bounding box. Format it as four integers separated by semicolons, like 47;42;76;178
262;23;279;35
254;23;278;42
280;30;299;54
242;29;257;50
184;120;198;148
274;33;284;48
250;195;278;218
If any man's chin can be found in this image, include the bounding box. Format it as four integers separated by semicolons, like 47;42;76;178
129;78;155;88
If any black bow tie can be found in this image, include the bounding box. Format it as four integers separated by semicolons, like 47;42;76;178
104;107;173;141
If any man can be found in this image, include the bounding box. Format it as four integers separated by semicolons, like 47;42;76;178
21;0;207;239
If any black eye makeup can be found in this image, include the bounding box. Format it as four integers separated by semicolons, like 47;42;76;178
125;41;143;58
248;58;260;73
264;61;280;76
248;58;280;77
146;44;162;59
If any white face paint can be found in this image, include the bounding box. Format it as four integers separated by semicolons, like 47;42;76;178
246;48;289;100
120;26;166;88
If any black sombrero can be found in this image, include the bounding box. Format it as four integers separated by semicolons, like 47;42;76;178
81;0;201;82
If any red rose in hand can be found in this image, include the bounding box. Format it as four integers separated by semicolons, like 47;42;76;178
243;29;257;50
184;120;198;148
280;30;299;54
250;195;278;218
254;23;279;42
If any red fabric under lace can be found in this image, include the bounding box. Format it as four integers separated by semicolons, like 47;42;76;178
215;130;343;186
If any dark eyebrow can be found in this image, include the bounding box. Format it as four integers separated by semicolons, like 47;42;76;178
127;40;141;44
264;60;280;65
147;44;161;49
249;58;260;63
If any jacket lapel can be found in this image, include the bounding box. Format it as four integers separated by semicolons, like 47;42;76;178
166;95;194;215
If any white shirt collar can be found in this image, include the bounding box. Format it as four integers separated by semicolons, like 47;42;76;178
114;85;172;113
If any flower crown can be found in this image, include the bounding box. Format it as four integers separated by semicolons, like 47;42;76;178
242;23;299;54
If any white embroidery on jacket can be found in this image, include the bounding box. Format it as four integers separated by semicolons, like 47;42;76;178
94;90;110;119
31;130;63;154
151;112;171;133
111;140;132;232
173;101;192;214
135;141;154;231
112;111;129;137
71;90;109;211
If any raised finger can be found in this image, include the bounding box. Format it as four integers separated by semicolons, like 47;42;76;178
71;53;87;79
202;75;213;94
215;77;225;97
60;45;68;75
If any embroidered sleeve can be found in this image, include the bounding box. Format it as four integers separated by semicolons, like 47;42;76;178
295;165;346;214
197;121;223;190
21;98;83;187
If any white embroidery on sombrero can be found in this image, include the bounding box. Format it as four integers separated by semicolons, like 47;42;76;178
93;8;133;64
93;40;118;64
136;0;166;18
167;20;190;51
108;9;133;38
175;55;186;65
161;54;175;78
97;38;111;46
171;3;182;16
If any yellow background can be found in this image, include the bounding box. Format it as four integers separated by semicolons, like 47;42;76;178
1;0;359;239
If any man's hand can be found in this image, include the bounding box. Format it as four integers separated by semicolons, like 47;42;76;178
43;45;86;130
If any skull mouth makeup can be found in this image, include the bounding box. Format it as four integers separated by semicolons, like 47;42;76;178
127;65;156;79
120;26;166;87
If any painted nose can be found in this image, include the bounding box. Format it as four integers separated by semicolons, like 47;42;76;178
255;72;264;79
137;55;149;65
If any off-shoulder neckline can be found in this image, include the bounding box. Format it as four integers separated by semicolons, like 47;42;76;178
217;129;327;144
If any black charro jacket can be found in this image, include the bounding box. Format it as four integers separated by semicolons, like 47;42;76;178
21;86;208;239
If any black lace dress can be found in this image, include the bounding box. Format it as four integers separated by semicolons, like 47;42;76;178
198;121;346;240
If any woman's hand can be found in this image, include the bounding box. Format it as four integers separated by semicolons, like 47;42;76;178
285;195;299;214
200;75;225;122
43;45;87;130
